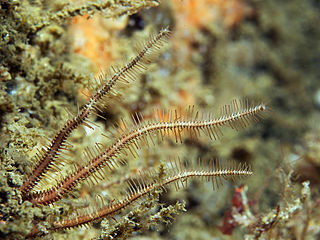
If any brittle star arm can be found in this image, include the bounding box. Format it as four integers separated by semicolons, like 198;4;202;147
26;101;265;205
20;28;170;194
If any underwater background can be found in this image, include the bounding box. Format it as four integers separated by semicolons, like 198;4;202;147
1;0;320;239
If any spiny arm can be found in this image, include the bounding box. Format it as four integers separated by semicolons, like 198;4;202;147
27;100;265;205
51;159;252;230
20;28;170;195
